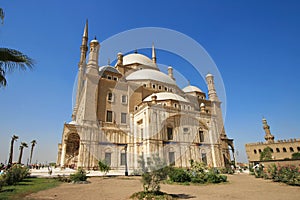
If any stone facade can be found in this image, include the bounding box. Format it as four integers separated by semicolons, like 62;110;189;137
245;118;300;163
56;22;234;171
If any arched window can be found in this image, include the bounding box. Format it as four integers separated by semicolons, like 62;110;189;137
258;149;262;153
254;149;257;154
290;147;294;152
297;147;300;152
169;152;175;166
270;148;274;153
276;148;280;153
199;130;204;143
283;147;287;152
167;127;173;140
201;150;207;165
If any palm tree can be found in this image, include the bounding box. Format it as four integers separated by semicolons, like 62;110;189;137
18;142;28;164
8;135;19;165
0;7;34;88
29;140;37;164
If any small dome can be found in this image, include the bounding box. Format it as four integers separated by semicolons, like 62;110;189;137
143;92;189;103
99;66;121;74
182;85;203;93
123;53;157;69
90;38;99;43
68;120;77;125
206;73;213;78
126;69;176;85
200;103;205;107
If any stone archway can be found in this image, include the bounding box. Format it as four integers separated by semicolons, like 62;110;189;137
65;133;80;168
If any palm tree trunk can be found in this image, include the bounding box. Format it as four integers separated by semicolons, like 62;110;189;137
8;139;14;164
29;145;34;164
18;147;24;164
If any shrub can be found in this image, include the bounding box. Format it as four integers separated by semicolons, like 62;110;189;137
139;154;168;193
0;175;6;191
5;164;30;185
70;168;88;182
205;171;227;183
131;190;174;200
167;161;227;184
219;167;234;174
56;174;71;183
98;160;110;175
291;152;300;160
168;168;191;183
260;164;300;186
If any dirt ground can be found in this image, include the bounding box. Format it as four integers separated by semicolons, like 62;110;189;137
26;173;300;200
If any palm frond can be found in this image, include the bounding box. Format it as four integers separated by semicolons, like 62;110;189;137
0;68;6;87
0;8;4;24
0;48;34;72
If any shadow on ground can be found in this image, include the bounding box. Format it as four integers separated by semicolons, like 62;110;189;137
171;193;196;199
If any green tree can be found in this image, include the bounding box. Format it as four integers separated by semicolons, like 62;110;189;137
29;140;37;164
139;154;168;193
18;142;28;164
0;8;34;87
98;160;110;175
260;147;273;161
291;152;300;160
8;135;19;165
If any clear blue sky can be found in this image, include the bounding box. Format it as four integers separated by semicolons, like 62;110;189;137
1;0;300;164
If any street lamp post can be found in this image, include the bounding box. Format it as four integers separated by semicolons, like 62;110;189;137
124;144;128;176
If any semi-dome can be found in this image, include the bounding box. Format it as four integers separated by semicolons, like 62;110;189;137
143;92;189;103
182;85;203;93
99;66;121;74
126;69;176;85
123;53;157;69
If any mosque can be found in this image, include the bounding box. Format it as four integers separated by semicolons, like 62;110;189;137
56;22;234;171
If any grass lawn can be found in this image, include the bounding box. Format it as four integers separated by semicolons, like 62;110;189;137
0;177;61;200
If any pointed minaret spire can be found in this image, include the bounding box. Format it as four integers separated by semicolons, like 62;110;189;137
79;19;89;64
152;42;157;63
262;118;275;143
73;20;89;121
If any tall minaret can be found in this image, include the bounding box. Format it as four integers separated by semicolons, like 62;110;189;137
87;37;100;68
206;73;219;101
72;20;89;121
152;43;156;63
77;37;100;123
80;20;88;64
262;118;275;143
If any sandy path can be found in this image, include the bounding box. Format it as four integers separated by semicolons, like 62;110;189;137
26;174;300;200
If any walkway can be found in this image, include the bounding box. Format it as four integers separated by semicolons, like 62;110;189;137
26;173;300;200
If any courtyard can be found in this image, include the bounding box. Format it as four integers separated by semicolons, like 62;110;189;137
26;173;300;200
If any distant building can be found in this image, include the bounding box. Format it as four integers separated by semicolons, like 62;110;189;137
56;21;234;171
245;118;300;163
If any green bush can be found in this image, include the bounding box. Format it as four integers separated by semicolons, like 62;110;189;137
219;167;234;174
70;168;88;182
291;152;300;160
4;164;30;185
140;154;168;193
0;175;6;191
168;168;191;183
205;172;227;183
98;160;110;175
56;174;71;182
167;161;227;184
260;164;300;186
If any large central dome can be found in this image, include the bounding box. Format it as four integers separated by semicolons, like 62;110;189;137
123;53;157;69
126;69;176;85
